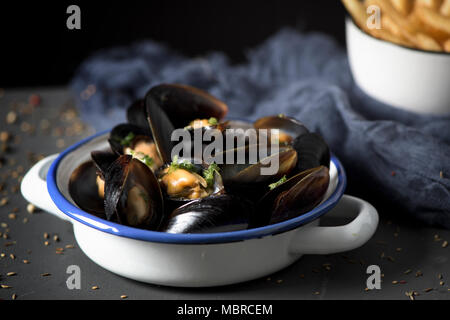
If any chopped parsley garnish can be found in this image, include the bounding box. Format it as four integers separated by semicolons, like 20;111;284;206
168;156;196;173
127;149;154;169
202;162;220;188
120;132;135;146
268;175;287;190
208;117;218;126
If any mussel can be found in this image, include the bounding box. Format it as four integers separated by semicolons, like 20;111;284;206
162;194;253;234
253;166;330;227
109;123;163;171
104;155;164;230
254;115;309;145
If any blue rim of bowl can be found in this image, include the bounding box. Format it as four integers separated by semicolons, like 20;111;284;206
47;129;347;244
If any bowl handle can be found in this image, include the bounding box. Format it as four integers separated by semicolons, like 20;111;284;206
289;195;378;255
20;154;71;222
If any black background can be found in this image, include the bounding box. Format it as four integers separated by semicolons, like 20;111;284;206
0;1;347;87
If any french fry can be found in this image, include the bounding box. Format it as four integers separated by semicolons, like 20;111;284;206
441;0;450;16
414;33;443;50
390;0;414;15
371;28;415;47
366;0;419;34
444;39;450;51
342;0;370;31
415;6;450;35
409;8;450;42
416;0;443;10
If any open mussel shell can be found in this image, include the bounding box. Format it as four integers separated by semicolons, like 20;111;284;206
157;158;225;211
126;99;150;132
146;84;228;129
293;132;330;172
69;161;106;218
253;166;330;227
91;150;118;177
104;155;164;230
218;145;298;185
254;115;309;145
108;123;152;155
161;194;253;234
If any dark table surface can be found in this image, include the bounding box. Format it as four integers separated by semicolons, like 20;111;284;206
0;87;449;300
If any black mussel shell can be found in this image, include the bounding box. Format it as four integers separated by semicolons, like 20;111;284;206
126;99;150;132
146;84;228;129
254;115;309;144
161;194;253;234
104;155;164;230
91;150;118;177
69;161;106;218
217;145;298;186
253;166;330;227
293;133;330;172
108;123;152;156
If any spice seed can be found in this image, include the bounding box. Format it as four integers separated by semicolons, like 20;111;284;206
7;272;17;276
26;204;36;214
404;269;412;275
424;288;433;292
12;293;17;300
8;213;16;220
120;295;128;299
1;284;12;289
53;235;59;242
44;241;49;246
22;259;30;264
392;281;399;284
65;244;75;249
10;254;15;260
440;281;445;286
91;286;99;290
416;271;423;277
43;232;49;239
41;273;51;277
443;241;448;248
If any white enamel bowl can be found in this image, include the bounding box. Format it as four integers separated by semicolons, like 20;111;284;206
346;18;450;115
21;130;378;287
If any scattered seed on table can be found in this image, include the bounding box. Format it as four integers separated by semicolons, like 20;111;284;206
1;222;8;228
0;131;10;143
434;234;442;242
22;218;28;224
6;272;16;277
10;254;15;260
416;271;423;277
438;274;443;280
3;233;8;239
41;273;51;277
12;293;17;300
5;242;16;247
65;244;75;249
8;213;16;220
1;284;12;289
26;204;36;214
405;291;415;300
404;269;412;275
440;281;445;286
364;288;369;292
91;286;99;290
399;280;407;284
43;232;49;239
6;111;17;124
392;281;399;284
424;288;433;293
313;292;320;295
44;241;49;246
22;259;29;264
443;241;448;248
0;198;8;206
120;295;128;299
0;253;5;258
53;235;59;242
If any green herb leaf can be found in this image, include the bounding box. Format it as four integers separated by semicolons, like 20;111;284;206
127;149;154;169
120;132;135;146
268;175;287;190
169;156;196;173
208;117;218;126
202;163;220;188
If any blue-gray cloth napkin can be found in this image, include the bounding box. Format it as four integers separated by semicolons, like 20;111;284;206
71;28;450;229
